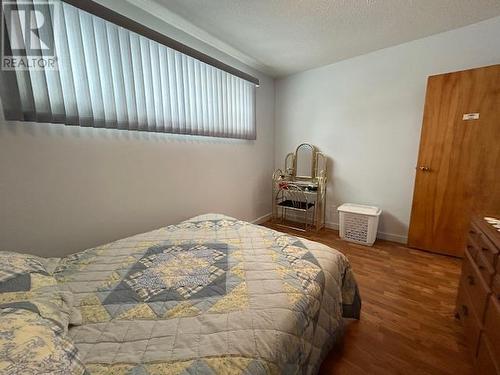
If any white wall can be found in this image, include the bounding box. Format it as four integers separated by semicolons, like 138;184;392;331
0;1;275;257
275;16;500;243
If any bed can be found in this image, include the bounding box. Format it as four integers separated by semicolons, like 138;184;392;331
1;214;361;374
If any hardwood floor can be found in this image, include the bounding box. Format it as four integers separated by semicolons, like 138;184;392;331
261;221;473;375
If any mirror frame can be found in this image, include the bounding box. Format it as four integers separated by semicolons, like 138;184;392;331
293;143;317;180
284;153;295;176
315;152;327;178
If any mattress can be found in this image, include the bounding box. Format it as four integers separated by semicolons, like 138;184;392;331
55;214;361;374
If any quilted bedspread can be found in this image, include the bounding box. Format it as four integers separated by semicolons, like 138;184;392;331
55;214;361;374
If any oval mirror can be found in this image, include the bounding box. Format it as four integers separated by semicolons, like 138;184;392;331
295;143;315;178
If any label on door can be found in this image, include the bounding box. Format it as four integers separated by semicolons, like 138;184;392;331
462;113;480;121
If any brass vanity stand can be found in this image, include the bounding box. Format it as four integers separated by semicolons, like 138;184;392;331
272;144;328;232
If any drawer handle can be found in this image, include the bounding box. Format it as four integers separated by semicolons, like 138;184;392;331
481;247;489;253
478;265;485;271
461;305;468;316
467;275;475;285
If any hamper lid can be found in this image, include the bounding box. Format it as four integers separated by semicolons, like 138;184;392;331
337;203;382;216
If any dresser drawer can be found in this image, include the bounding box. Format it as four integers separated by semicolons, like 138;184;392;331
477;232;499;269
484;295;500;363
492;275;500;297
476;249;496;286
461;249;491;321
466;224;481;259
456;279;482;357
468;222;482;242
476;334;500;375
466;233;480;260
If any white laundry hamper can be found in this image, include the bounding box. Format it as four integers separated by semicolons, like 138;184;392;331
338;203;382;246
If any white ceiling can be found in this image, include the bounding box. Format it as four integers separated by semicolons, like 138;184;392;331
149;0;500;77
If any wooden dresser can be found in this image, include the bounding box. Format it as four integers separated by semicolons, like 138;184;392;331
456;216;500;374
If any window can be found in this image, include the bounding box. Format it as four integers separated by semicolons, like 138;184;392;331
0;0;257;139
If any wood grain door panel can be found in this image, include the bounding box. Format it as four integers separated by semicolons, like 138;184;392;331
408;65;500;257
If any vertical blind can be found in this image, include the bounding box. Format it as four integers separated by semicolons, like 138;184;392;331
0;0;257;139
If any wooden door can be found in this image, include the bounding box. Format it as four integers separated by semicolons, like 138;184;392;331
408;65;500;257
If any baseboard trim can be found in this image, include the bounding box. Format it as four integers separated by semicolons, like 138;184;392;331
251;214;407;244
251;213;272;225
325;221;407;244
377;232;408;244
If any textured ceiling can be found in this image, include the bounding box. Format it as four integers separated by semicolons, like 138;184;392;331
152;0;500;77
